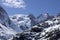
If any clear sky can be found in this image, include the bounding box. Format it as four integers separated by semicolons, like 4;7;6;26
0;0;60;16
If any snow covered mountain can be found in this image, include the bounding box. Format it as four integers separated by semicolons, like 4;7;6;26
37;13;54;23
0;6;60;40
12;13;60;40
10;13;38;31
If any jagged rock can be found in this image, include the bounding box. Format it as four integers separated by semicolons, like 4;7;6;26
28;14;37;26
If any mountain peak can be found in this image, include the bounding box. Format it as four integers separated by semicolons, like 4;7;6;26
28;14;36;19
37;13;50;18
37;13;54;23
57;13;60;17
43;13;50;17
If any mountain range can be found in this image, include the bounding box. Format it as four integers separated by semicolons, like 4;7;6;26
0;6;60;40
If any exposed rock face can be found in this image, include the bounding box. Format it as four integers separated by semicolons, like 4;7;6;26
28;14;37;26
0;6;11;27
30;26;43;32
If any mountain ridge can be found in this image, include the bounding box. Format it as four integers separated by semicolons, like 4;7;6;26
0;6;60;40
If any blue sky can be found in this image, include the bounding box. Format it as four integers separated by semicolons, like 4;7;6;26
1;0;60;16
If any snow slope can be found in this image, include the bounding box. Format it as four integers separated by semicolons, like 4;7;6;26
0;23;17;40
0;6;20;40
10;14;31;31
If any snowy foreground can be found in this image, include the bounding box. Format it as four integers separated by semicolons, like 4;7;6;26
0;6;60;40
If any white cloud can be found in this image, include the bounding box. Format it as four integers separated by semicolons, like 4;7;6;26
2;0;26;8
